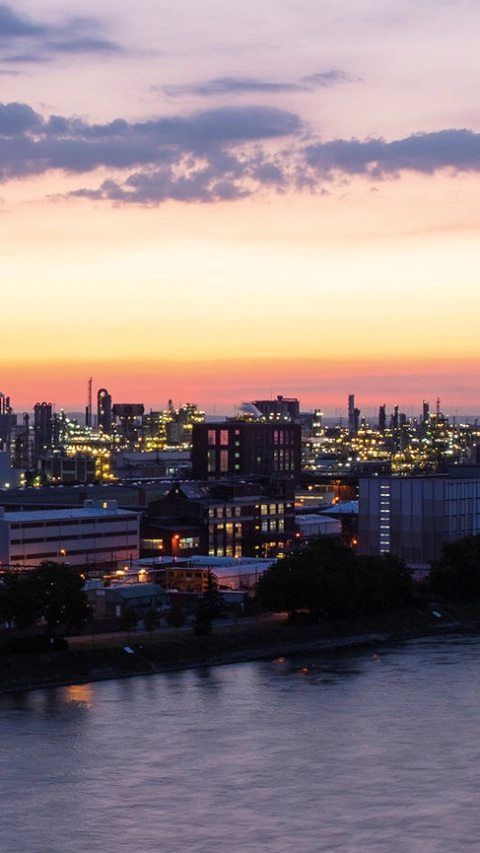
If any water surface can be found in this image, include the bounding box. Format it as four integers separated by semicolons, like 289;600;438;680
1;635;480;853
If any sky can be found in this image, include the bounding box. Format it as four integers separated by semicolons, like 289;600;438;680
2;0;480;419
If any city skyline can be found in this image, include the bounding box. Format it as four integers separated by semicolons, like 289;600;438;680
3;381;480;424
2;1;480;412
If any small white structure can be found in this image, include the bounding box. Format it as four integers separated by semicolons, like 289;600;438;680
295;514;342;538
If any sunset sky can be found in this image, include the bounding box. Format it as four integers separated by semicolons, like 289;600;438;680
2;0;480;419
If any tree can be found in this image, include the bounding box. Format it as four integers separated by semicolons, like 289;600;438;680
430;534;480;600
166;603;186;629
144;607;161;634
256;537;357;620
256;537;413;621
192;572;223;635
30;561;91;636
0;571;42;630
120;607;138;635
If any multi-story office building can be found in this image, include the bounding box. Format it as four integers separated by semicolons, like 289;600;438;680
192;420;302;483
142;480;296;559
0;499;140;568
358;472;480;567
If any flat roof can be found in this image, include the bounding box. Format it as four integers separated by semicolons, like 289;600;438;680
0;507;139;523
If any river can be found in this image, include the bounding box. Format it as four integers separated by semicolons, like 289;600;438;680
1;634;479;853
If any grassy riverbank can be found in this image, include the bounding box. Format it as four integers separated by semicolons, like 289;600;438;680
1;602;479;694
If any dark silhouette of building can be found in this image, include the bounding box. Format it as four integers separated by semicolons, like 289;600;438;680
33;402;53;459
40;454;96;484
191;420;302;483
348;394;360;434
390;405;399;429
378;405;386;432
0;394;16;448
97;388;112;434
253;395;300;421
112;403;145;445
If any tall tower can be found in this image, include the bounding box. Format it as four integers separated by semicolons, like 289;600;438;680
378;405;386;432
34;402;53;457
85;377;93;427
348;395;355;433
97;388;112;434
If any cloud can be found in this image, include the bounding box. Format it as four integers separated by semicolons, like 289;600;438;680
0;102;42;134
0;99;480;205
46;35;122;56
0;101;301;202
305;129;480;178
301;70;362;87
164;76;305;97
0;5;122;63
0;5;45;38
163;71;359;98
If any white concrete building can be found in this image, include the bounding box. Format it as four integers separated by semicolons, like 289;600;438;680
0;499;140;568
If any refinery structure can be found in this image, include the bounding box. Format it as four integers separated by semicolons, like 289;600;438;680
0;386;480;576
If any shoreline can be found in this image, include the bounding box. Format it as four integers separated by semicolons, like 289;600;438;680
1;606;476;695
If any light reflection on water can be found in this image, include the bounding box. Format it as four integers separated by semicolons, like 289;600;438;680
1;636;480;853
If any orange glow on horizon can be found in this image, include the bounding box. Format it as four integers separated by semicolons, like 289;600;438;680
3;355;480;415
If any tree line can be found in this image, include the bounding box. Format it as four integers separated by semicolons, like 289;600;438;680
256;537;414;620
0;561;90;636
1;534;478;641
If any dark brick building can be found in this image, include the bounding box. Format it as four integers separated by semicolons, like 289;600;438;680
191;420;302;483
142;479;297;559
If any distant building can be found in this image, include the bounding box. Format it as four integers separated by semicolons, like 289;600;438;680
295;514;341;540
112;403;145;445
86;583;166;619
358;472;480;568
114;450;191;480
0;499;140;568
133;555;274;592
0;394;15;449
34;402;53;459
252;395;300;421
40;454;96;484
97;389;112;434
191;420;302;483
148;564;212;594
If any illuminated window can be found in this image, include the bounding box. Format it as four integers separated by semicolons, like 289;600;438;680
207;449;215;473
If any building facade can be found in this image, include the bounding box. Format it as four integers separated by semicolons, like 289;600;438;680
358;473;480;567
192;420;302;483
0;499;140;568
142;480;297;559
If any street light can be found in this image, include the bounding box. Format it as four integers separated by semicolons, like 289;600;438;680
172;533;180;561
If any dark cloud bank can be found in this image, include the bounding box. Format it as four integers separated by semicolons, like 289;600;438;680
1;100;479;204
0;3;122;61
